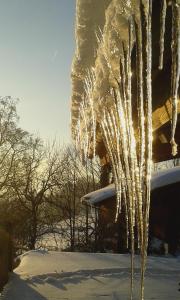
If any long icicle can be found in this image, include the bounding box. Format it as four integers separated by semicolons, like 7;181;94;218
159;0;167;70
140;1;152;299
170;0;180;156
73;1;180;299
134;13;145;252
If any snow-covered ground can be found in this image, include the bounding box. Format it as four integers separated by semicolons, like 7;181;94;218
0;251;179;300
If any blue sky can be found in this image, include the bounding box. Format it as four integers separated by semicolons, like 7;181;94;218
0;0;75;144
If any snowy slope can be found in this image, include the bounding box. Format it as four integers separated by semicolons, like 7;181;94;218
1;251;179;300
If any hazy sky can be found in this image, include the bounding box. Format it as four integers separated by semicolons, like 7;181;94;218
0;0;75;144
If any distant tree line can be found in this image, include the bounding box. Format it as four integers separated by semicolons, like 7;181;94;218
0;97;101;255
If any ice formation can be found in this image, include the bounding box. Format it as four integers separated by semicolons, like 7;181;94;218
71;1;180;299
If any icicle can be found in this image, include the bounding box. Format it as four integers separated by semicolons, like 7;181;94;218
134;16;145;184
75;110;84;161
98;13;147;298
159;0;167;70
91;101;96;159
140;1;153;299
84;68;97;159
73;0;180;299
170;0;180;156
76;99;90;162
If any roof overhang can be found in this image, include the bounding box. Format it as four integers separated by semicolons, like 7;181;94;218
82;166;180;206
71;0;180;163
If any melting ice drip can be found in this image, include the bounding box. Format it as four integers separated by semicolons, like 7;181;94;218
74;1;180;299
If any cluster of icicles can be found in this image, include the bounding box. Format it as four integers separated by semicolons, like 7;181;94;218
74;1;180;299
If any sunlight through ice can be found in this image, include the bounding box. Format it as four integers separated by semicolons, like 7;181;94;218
72;1;180;299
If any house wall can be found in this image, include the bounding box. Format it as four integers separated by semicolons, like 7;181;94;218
96;182;180;254
149;182;180;255
97;197;128;253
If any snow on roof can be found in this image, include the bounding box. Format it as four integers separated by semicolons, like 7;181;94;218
82;183;115;206
82;183;116;206
82;166;180;206
151;166;180;191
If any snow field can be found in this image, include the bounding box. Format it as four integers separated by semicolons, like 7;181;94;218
0;251;180;300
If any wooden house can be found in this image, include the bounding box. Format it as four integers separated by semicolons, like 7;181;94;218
71;0;180;167
82;167;180;255
71;1;180;254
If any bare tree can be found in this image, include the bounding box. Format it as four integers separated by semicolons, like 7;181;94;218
0;97;28;199
9;137;63;250
48;145;101;251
